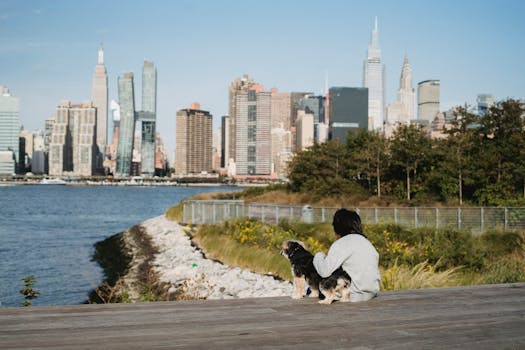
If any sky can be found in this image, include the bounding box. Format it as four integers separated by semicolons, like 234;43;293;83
1;0;524;161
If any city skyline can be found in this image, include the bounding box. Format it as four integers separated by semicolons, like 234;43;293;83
1;0;524;159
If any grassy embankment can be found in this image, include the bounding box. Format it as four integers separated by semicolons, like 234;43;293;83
165;187;525;290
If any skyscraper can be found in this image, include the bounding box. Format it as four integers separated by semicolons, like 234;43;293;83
0;86;20;173
139;60;157;176
91;44;108;158
417;80;440;124
363;17;385;131
175;104;213;175
228;75;256;168
385;54;416;136
329;87;368;143
235;88;272;176
48;101;97;176
116;72;136;176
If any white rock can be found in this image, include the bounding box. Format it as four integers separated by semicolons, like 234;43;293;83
141;215;293;300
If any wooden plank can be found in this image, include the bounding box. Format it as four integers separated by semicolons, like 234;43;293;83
1;283;524;349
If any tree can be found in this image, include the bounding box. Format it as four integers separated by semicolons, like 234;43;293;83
347;129;390;197
390;124;432;201
441;106;480;205
476;99;525;204
287;141;364;198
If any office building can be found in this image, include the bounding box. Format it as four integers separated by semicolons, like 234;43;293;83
235;88;272;176
0;86;20;172
116;73;136;176
477;94;495;115
139;60;157;176
363;17;385;131
48;101;97;176
220;116;229;168
271;127;292;179
386;54;416;137
175;104;213;175
299;95;326;143
228;75;256;168
329;87;368;143
295;110;314;150
417;80;440;124
92;44;108;163
271;90;291;130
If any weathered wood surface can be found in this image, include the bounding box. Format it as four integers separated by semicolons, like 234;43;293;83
1;283;524;349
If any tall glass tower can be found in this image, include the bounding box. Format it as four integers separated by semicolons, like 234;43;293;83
140;61;157;177
0;86;20;171
116;73;136;176
363;17;385;131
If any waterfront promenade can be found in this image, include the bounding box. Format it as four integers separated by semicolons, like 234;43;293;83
1;283;524;349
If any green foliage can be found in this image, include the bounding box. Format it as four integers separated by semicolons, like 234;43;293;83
20;275;40;307
482;258;525;284
195;218;525;287
285;99;525;205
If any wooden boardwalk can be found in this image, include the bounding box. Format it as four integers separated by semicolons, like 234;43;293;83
1;283;524;349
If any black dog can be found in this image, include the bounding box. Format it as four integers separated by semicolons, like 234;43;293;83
280;240;351;304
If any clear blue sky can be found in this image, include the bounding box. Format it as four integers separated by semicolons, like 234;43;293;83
1;0;524;159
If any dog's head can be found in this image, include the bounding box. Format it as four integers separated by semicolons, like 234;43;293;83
280;240;308;261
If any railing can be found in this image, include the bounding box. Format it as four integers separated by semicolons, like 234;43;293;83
182;200;525;234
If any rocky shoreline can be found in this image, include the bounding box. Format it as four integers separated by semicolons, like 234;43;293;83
90;215;293;303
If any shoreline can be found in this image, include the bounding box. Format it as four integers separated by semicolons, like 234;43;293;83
90;215;293;303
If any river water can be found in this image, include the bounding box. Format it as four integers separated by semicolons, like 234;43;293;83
0;184;236;307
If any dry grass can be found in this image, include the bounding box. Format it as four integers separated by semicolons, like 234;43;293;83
381;260;462;291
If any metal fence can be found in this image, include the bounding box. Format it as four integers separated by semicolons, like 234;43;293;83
182;200;525;234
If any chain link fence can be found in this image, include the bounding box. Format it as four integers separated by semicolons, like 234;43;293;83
182;200;525;234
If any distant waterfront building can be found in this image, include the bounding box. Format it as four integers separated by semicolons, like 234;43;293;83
228;75;256;168
385;54;416;137
271;127;292;179
329;87;368;143
477;94;495;116
270;90;292;130
295;110;314;150
116;72;136;176
417;80;440;125
175;104;213;175
235;88;272;176
363;17;385;131
0;86;20;173
104;100;120;175
299;94;326;143
139;60;157;177
48;101;97;176
91;44;108;166
220;115;229;168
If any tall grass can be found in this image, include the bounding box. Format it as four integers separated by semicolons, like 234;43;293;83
190;218;525;289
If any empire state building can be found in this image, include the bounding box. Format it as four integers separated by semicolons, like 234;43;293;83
363;17;385;131
92;44;108;153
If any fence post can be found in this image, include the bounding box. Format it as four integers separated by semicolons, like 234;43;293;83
504;207;508;231
191;202;195;224
374;208;378;224
480;207;484;232
248;204;252;219
276;206;279;224
322;208;326;222
458;207;462;230
394;208;398;225
261;205;265;223
435;207;439;229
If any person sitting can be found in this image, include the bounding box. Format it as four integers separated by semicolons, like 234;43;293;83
313;208;381;302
